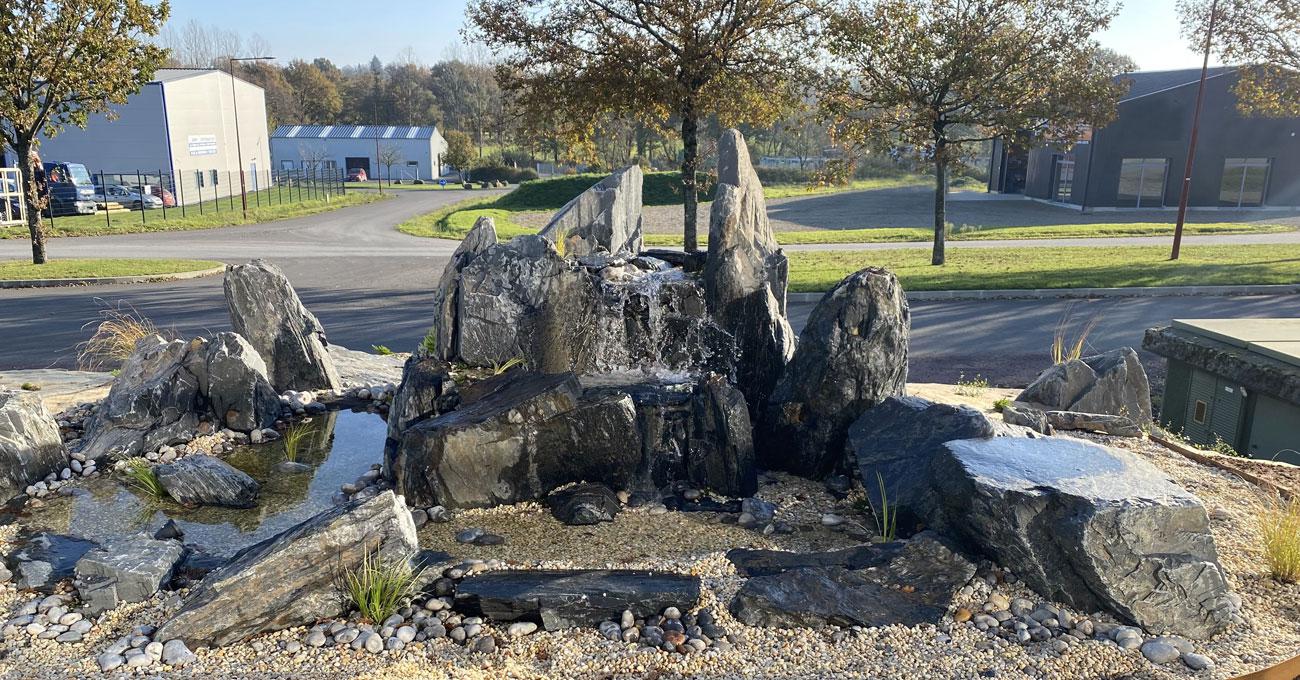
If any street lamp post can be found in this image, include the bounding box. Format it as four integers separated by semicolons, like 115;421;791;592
229;56;275;220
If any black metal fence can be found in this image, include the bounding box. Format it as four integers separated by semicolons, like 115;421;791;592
43;167;348;227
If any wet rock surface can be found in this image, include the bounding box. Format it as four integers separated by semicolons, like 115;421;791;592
5;532;98;592
74;535;185;615
225;259;341;392
454;569;701;630
155;454;260;509
0;389;67;502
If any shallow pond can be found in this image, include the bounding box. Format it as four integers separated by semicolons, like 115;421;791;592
10;409;387;558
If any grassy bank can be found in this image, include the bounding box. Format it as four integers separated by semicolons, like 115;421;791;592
786;244;1300;292
0;258;223;281
0;190;387;239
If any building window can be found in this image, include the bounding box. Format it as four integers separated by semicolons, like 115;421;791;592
1193;400;1208;424
1116;158;1167;208
1220;158;1270;207
1054;158;1075;203
323;160;337;171
280;160;295;171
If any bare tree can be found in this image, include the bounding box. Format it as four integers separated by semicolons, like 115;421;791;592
377;144;404;182
297;143;330;175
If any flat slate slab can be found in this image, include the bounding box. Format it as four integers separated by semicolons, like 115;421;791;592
454;569;701;630
74;534;184;614
726;544;902;578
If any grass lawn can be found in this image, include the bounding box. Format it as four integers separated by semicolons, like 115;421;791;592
0;190;387;239
762;173;978;199
0;258;224;281
786;244;1300;292
349;180;462;191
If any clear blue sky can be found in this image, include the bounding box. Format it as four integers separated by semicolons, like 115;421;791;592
166;0;1213;72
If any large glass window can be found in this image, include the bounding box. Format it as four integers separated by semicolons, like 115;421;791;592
1116;158;1168;208
1054;158;1076;203
1220;158;1270;207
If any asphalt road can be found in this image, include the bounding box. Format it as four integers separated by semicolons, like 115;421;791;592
3;188;1298;390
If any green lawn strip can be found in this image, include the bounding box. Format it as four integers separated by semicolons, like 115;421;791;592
785;244;1300;293
0;190;386;239
0;258;224;281
349;181;462;191
761;174;978;199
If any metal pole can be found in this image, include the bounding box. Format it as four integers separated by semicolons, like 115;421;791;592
177;170;185;218
158;169;167;220
137;170;146;225
102;172;111;230
229;58;248;219
1171;0;1220;261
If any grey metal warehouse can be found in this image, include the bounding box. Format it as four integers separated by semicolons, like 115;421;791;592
31;68;269;204
989;67;1300;209
270;125;448;181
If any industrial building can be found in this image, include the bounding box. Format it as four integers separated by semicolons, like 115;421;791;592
269;125;448;181
1145;319;1300;464
32;68;269;203
989;68;1300;209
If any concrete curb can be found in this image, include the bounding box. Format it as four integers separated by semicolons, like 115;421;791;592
788;283;1300;303
0;265;227;289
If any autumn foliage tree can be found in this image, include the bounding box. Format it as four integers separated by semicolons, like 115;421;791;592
822;0;1128;265
443;130;475;179
1180;0;1300;117
0;0;169;264
466;0;818;252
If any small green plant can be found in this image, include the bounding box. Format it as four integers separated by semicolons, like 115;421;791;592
371;344;393;356
281;422;312;462
122;458;167;501
866;471;898;543
20;382;40;391
1209;434;1242;457
954;373;989;397
492;357;523;376
76;300;164;370
1052;308;1100;365
1260;496;1300;583
993;397;1011;412
342;547;418;623
420;328;438;356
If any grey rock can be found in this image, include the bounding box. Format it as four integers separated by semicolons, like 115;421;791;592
726;544;903;578
765;267;909;477
546;483;621;525
385;355;459;452
7;533;97;592
455;569;700;630
538;165;644;258
154;490;418;647
74;534;184;615
729;533;975;628
932;437;1234;639
0;390;67;503
304;630;326;647
1140;640;1182;664
161;639;197;666
225;260;341;392
1183;652;1214;670
428;216;498;362
1045;410;1143;437
201;333;282;432
97;653;125;672
704;129;794;411
1018;347;1152;425
155;454;259;508
507;621;537;636
1001;402;1053;434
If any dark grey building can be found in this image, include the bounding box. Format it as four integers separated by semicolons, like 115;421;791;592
989;68;1300;209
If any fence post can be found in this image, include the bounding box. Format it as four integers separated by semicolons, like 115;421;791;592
213;171;219;214
254;169;261;210
228;171;235;212
158;169;167;220
137;170;146;225
101;171;111;230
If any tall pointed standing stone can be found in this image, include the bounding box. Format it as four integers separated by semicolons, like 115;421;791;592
704;129;795;413
538;165;644;257
428;216;497;361
224;260;341;392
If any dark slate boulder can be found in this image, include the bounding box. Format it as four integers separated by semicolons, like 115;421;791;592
428;215;497;362
74;534;185;615
1018;347;1152;424
6;533;98;592
932;436;1234;639
198;333;281;434
546;483;621;525
384;355;459;453
765;267;910;477
538;165;644;258
155;454;260;509
729;533;975;629
154;490;418;647
0;389;67;502
225;260;341;392
847;396;998;534
726;544;902;578
454;569;700;630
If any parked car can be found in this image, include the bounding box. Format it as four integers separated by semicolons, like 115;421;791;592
346;168;368;182
38;161;97;216
133;184;176;207
93;183;163;210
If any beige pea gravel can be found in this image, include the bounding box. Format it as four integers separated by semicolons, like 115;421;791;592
2;434;1298;679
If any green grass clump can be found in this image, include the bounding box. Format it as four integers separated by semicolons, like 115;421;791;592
786;244;1300;293
122;458;167;500
867;471;898;543
371;344;393;356
281;422;312;463
19;382;40;391
0;259;222;282
1261;496;1300;583
342;547;418;624
993;397;1011;412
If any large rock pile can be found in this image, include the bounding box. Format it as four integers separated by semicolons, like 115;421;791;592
78;333;280;461
0;389;67;502
225;260;341;392
1011;347;1153;435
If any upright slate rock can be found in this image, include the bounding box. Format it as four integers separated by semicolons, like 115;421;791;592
765;268;910;477
0;389;67;502
199;333;281;433
538;165;644;258
74;535;184;615
847;396;998;533
225;260;341;392
385;355;460;456
455;569;700;629
154;490;418;647
429;216;497;362
1018;347;1152;424
932;436;1234;639
704;129;795;411
155;454;260;509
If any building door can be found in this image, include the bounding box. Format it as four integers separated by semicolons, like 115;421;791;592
1117;158;1168;208
344;157;370;176
1219;158;1271;207
1052;157;1076;203
1183;370;1246;450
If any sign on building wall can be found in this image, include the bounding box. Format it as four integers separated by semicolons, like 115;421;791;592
188;134;218;156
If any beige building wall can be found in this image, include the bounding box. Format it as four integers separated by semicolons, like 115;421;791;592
162;71;269;202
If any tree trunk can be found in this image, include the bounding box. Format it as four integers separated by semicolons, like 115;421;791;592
932;144;948;266
16;139;47;265
680;97;699;253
